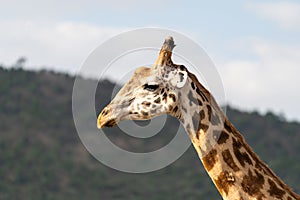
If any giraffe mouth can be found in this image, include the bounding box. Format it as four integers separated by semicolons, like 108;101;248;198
100;119;117;128
97;117;118;129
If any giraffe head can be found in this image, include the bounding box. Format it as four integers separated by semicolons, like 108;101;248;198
97;36;193;128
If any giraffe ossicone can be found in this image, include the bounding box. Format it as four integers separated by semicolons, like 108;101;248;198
97;36;300;200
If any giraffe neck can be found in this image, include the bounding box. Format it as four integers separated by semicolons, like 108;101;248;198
179;73;300;200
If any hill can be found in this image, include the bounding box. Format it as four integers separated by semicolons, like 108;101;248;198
0;66;299;200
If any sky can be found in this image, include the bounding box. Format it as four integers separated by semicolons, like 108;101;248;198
1;0;300;120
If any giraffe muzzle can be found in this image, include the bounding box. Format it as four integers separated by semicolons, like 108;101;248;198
97;106;118;129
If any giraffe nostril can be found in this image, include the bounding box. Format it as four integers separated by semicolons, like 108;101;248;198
101;107;110;116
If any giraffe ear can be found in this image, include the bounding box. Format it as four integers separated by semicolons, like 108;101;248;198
170;70;188;88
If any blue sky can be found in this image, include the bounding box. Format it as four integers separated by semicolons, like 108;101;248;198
1;0;300;120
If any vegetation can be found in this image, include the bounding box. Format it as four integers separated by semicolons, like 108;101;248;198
0;66;299;199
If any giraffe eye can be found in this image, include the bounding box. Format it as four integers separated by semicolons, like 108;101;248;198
143;83;159;91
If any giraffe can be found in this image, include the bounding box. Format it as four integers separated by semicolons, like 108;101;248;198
97;36;300;200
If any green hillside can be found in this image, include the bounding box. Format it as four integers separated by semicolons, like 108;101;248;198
0;66;299;200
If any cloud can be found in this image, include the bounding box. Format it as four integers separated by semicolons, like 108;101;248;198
0;20;126;73
246;1;300;30
0;0;173;20
220;38;300;120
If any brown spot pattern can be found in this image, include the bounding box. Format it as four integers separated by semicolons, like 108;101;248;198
162;92;167;102
150;109;156;114
191;82;195;90
206;105;220;125
196;87;208;102
193;109;209;135
168;93;176;102
197;98;203;106
224;120;233;133
213;130;229;144
179;65;185;71
199;123;209;132
142;101;150;106
268;178;286;199
214;170;235;196
154;97;161;104
199;110;205;120
224;119;243;139
202;149;218;171
173;106;178;112
207;105;212;119
178;92;182;99
211;113;220;125
241;169;265;200
232;138;253;167
196;132;200;140
141;111;148;116
188;90;199;106
222;149;240;172
192;112;200;133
